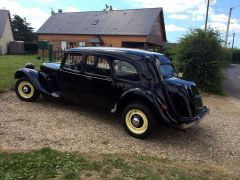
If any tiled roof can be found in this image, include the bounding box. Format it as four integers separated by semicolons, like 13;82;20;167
37;8;163;36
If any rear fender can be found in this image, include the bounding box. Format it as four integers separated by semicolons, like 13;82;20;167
117;88;172;123
15;68;51;95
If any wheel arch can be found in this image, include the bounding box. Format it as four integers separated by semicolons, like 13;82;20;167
15;70;27;79
15;68;50;95
117;89;162;122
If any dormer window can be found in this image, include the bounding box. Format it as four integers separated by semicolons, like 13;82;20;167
92;19;99;25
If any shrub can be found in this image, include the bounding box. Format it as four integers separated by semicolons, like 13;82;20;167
232;48;240;64
174;28;229;95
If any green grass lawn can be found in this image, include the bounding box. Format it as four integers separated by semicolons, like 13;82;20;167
0;148;236;180
0;55;42;92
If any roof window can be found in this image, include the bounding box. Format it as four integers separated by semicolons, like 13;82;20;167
92;19;99;25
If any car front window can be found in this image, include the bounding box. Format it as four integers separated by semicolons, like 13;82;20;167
63;53;83;71
155;56;177;79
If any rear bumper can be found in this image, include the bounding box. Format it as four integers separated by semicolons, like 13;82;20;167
178;106;209;129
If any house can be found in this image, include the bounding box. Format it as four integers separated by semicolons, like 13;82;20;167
0;9;14;55
37;8;167;51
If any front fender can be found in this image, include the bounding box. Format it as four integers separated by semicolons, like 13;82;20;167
117;88;172;123
15;68;51;95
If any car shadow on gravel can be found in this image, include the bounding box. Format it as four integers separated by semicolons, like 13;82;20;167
36;95;217;154
37;95;120;124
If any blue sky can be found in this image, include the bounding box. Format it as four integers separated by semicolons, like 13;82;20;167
1;0;240;47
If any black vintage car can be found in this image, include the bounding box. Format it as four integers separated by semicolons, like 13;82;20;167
15;47;209;138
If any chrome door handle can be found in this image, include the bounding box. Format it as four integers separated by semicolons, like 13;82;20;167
86;76;92;80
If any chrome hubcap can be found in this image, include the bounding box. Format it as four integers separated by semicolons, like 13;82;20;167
132;116;141;127
22;86;30;94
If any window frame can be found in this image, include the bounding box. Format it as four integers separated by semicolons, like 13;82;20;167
83;53;113;79
112;58;140;82
61;52;84;73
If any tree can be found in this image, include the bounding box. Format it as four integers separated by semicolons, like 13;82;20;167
174;28;229;95
12;15;35;42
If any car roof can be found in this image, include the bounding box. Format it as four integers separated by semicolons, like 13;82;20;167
66;47;172;64
66;47;163;59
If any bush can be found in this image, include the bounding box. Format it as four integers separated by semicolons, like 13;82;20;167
222;48;232;66
232;48;240;64
174;29;229;95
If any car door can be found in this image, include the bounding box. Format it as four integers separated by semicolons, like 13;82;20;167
83;54;117;110
57;52;91;103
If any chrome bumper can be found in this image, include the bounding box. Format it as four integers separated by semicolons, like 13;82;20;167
179;106;209;129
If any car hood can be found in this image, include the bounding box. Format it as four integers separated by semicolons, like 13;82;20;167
41;62;61;70
162;77;195;87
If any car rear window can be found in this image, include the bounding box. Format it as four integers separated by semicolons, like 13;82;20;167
113;60;139;81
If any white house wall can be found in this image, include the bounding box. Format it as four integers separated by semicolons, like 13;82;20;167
0;16;13;55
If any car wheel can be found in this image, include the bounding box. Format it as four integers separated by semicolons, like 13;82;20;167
121;103;155;139
15;77;40;102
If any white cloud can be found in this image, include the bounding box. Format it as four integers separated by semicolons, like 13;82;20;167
0;0;50;31
65;6;80;12
192;15;204;21
206;8;240;32
168;14;189;20
129;0;214;13
202;22;240;32
187;3;209;21
166;24;187;32
210;13;228;23
33;0;55;3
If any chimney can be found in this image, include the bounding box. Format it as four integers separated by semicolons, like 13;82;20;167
58;9;63;13
51;8;55;15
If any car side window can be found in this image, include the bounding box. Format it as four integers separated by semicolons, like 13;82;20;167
113;60;139;81
63;53;83;72
85;55;111;77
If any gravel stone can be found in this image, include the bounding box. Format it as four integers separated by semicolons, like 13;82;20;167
0;92;239;174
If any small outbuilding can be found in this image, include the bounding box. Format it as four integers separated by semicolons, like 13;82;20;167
0;9;14;55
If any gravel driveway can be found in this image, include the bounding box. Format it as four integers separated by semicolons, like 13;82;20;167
0;92;239;174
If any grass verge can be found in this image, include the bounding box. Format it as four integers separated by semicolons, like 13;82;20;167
0;148;236;180
0;55;42;92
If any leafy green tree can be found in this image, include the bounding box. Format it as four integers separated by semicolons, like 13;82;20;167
174;28;229;95
12;15;35;42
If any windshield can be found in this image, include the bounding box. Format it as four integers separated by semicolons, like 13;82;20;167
159;64;176;78
155;56;177;78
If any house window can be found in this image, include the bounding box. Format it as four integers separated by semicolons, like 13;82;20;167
122;42;145;48
60;41;67;51
79;42;86;47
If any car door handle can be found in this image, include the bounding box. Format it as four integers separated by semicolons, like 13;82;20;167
86;76;92;80
106;78;113;82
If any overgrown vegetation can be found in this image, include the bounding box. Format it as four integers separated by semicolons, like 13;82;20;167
0;148;235;179
232;48;240;64
173;29;229;95
0;55;42;92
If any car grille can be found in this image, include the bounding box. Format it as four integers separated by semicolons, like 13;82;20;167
188;85;203;115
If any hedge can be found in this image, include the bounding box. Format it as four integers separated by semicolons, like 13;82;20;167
174;29;229;95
